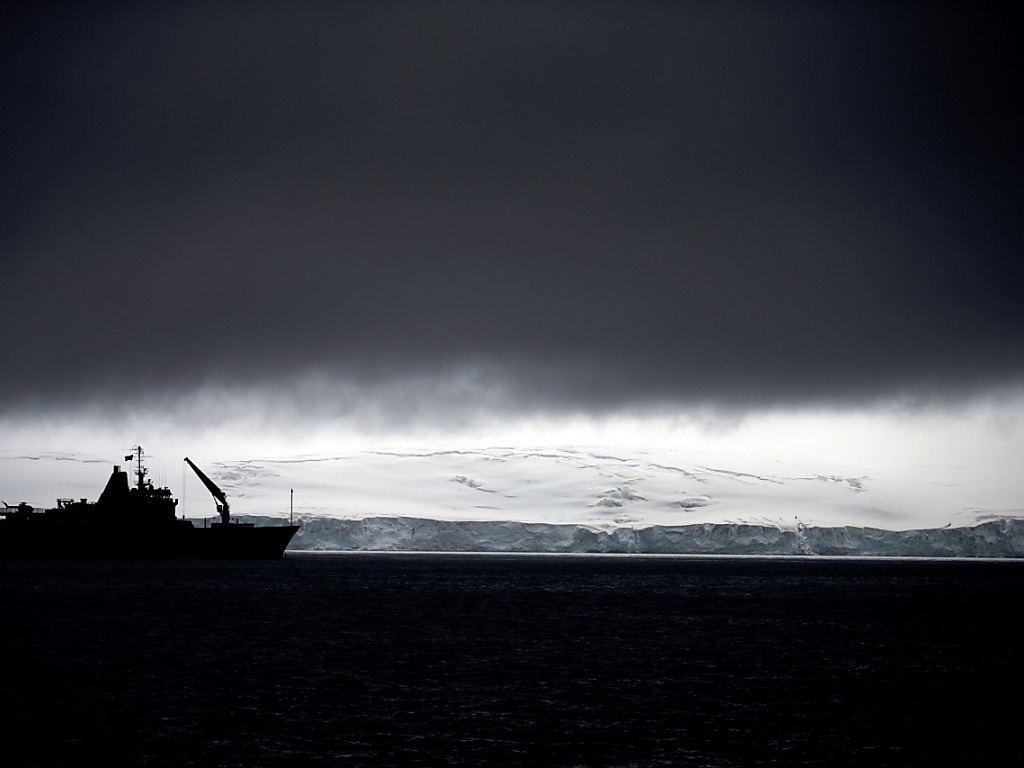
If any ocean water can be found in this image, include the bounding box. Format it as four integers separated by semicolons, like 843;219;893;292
1;553;1021;767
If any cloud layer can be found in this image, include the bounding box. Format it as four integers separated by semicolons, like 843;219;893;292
3;2;1021;422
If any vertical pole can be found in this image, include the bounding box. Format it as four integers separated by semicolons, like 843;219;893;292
290;488;294;525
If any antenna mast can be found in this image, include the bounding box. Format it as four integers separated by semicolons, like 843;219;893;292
129;445;146;490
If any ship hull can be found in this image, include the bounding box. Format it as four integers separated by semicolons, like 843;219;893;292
0;520;299;559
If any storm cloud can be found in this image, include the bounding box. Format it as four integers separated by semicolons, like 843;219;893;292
3;1;1021;423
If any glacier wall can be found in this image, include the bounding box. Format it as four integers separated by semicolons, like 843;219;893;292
236;515;1024;557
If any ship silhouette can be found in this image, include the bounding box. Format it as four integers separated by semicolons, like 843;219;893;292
0;447;298;558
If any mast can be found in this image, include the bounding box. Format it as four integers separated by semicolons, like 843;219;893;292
183;457;231;525
127;445;147;490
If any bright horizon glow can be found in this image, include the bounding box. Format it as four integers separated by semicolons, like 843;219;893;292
2;389;1022;515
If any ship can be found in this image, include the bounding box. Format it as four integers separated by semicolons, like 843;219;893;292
0;446;299;558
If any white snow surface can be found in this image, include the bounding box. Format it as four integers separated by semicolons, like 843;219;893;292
5;445;1022;555
198;445;1016;531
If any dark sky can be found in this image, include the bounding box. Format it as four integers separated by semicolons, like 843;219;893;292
2;1;1022;423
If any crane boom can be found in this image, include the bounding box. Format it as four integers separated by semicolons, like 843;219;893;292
184;457;231;524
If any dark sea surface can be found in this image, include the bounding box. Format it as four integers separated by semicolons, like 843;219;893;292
1;553;1021;767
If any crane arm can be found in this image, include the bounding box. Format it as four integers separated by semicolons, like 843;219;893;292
184;457;230;524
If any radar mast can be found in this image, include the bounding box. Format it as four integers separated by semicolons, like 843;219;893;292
127;445;147;490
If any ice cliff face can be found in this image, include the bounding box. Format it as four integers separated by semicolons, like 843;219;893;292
238;516;1024;558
